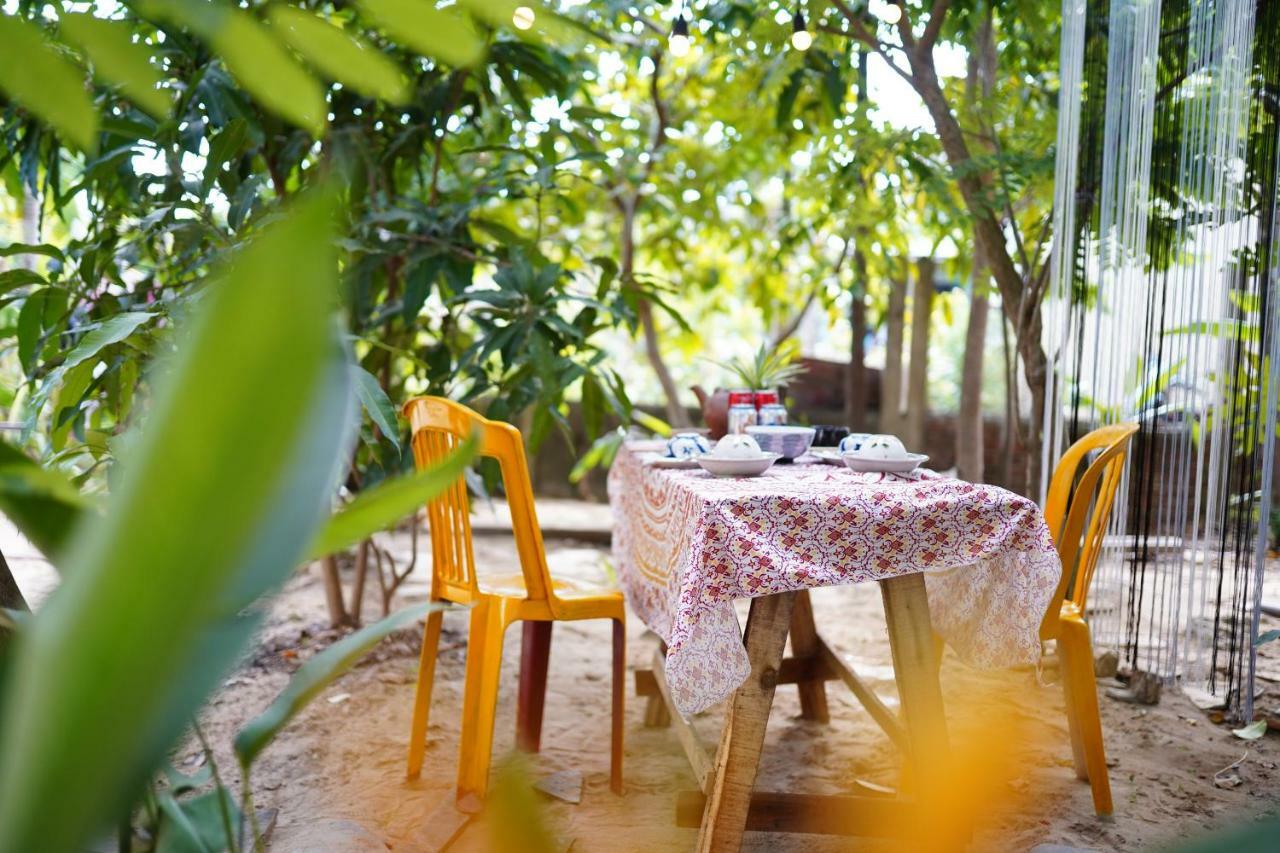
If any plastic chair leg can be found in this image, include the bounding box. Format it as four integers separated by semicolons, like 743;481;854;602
610;617;626;795
1058;636;1090;782
406;605;445;779
456;601;507;805
1060;619;1113;816
516;620;553;753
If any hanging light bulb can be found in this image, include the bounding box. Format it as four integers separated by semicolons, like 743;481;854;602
876;1;903;25
511;5;535;30
790;9;812;51
669;11;691;57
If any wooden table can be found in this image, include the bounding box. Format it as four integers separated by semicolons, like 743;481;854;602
608;443;1059;848
634;580;948;850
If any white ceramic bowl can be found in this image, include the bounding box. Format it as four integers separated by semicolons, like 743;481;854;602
842;452;928;474
746;426;816;460
711;434;764;459
849;434;909;461
698;453;781;477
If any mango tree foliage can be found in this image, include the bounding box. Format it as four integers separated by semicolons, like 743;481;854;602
541;0;968;406
0;0;639;493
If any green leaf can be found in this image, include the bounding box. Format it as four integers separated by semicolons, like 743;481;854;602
0;243;63;261
352;364;401;450
154;788;242;853
158;3;326;136
0;16;98;151
16;291;47;372
202;118;248;195
1232;719;1268;740
0;269;46;292
0;188;352;853
307;432;476;560
1257;629;1280;646
358;0;485;68
59;312;154;379
581;372;603;439
234;601;447;768
59;13;169;119
267;6;408;104
0;441;91;561
776;69;804;130
457;0;582;45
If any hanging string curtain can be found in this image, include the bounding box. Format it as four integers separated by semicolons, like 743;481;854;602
1045;0;1280;721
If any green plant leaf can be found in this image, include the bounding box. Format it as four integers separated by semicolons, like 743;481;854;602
234;601;447;768
0;441;92;562
154;788;242;853
1257;629;1280;646
0;16;98;151
201;118;249;195
16;291;47;372
56;311;154;380
352;364;401;450
0;269;46;292
358;0;485;68
1232;719;1268;740
267;6;408;103
0;187;351;853
59;13;170;119
0;243;64;261
307;432;476;560
157;3;327;136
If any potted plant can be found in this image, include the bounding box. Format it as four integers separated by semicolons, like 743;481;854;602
716;343;808;396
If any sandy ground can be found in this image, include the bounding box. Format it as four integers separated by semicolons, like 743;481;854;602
6;510;1280;852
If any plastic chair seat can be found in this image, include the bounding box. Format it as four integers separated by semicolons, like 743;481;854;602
477;571;621;603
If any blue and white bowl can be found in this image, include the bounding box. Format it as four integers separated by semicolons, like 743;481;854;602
745;426;816;460
838;433;873;454
666;432;712;459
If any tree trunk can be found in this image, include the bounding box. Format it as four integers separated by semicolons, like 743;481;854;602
956;2;995;485
1001;311;1017;488
880;269;907;435
873;24;1049;488
0;548;27;613
845;248;869;431
321;555;350;628
905;258;934;450
621;201;689;428
957;260;989;482
1;548;28;649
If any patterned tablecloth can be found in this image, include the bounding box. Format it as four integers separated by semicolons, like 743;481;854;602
607;442;1061;717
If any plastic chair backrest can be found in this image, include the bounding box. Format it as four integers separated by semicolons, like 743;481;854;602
1039;422;1138;640
403;397;553;609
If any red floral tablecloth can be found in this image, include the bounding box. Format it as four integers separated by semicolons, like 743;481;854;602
607;442;1061;717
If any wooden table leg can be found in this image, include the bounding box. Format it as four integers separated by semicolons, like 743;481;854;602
788;590;829;722
697;591;797;853
879;573;949;792
644;641;673;728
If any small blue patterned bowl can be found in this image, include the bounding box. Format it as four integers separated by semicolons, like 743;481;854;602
839;433;873;454
666;432;712;459
745;426;816;460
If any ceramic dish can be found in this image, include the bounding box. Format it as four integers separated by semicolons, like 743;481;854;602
745;425;816;460
810;448;846;466
697;453;781;477
646;456;703;469
841;453;928;475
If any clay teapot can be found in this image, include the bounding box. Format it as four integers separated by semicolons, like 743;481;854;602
691;385;730;439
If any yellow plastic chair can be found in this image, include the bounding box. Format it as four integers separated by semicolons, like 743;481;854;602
402;396;625;810
1040;422;1138;817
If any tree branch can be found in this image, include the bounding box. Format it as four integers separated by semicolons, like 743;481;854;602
920;0;953;51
